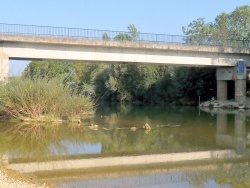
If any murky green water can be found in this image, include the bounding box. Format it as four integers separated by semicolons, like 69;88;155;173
0;104;249;187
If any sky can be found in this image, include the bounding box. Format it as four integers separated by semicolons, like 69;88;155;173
0;0;249;76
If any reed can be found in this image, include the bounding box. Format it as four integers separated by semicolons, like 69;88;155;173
0;77;94;121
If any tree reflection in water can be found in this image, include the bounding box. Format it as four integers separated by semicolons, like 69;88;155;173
1;123;100;162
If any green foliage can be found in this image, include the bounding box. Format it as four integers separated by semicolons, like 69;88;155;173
23;61;216;105
183;5;250;47
114;24;139;41
227;6;250;40
0;77;94;120
127;24;139;41
114;33;133;41
169;67;216;105
102;32;111;40
182;18;214;45
180;5;250;104
93;63;171;103
22;61;75;80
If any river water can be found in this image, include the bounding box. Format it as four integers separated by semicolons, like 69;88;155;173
0;104;249;187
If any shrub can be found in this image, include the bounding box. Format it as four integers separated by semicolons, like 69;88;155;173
0;77;94;121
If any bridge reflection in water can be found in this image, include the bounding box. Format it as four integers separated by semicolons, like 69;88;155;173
1;107;250;187
5;149;242;173
203;108;249;155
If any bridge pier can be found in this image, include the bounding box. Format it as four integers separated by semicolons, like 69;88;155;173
216;60;246;103
235;79;246;103
0;52;9;83
217;80;227;100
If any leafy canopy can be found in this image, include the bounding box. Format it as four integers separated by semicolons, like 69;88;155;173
182;5;250;47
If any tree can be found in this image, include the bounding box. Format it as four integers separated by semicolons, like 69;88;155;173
102;32;111;40
178;5;250;105
128;24;139;41
182;5;250;47
114;33;132;41
168;67;216;105
213;13;230;41
22;61;75;80
182;18;214;45
114;24;139;42
227;6;250;41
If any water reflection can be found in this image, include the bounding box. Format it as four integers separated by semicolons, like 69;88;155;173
0;106;217;161
202;108;249;155
61;163;249;188
0;122;104;163
0;104;249;187
217;113;246;155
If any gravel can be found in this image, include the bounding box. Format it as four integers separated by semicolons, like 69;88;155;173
0;168;50;188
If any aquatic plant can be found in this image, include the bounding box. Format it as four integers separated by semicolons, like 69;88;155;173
0;77;94;121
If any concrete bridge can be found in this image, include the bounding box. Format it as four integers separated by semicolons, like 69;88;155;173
0;23;250;102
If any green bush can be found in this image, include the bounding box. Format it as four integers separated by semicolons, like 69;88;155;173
0;77;94;121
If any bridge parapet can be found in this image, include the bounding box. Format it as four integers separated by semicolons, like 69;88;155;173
0;23;250;49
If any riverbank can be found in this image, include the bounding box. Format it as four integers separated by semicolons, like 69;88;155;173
200;98;250;109
0;164;53;188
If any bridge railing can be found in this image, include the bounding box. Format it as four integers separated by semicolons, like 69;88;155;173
0;23;249;48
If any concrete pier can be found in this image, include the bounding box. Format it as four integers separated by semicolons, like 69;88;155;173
214;60;247;106
217;80;227;100
235;79;246;103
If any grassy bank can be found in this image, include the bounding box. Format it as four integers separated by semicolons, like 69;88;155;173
0;77;94;121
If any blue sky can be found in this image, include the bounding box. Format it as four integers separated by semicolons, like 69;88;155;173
0;0;249;76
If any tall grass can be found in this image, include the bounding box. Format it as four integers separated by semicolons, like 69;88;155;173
0;77;94;121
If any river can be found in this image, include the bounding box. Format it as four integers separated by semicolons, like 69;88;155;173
0;104;249;187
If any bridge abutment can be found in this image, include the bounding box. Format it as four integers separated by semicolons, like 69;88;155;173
0;52;9;83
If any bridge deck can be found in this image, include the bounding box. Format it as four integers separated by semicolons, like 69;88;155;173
1;34;250;55
1;34;250;67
